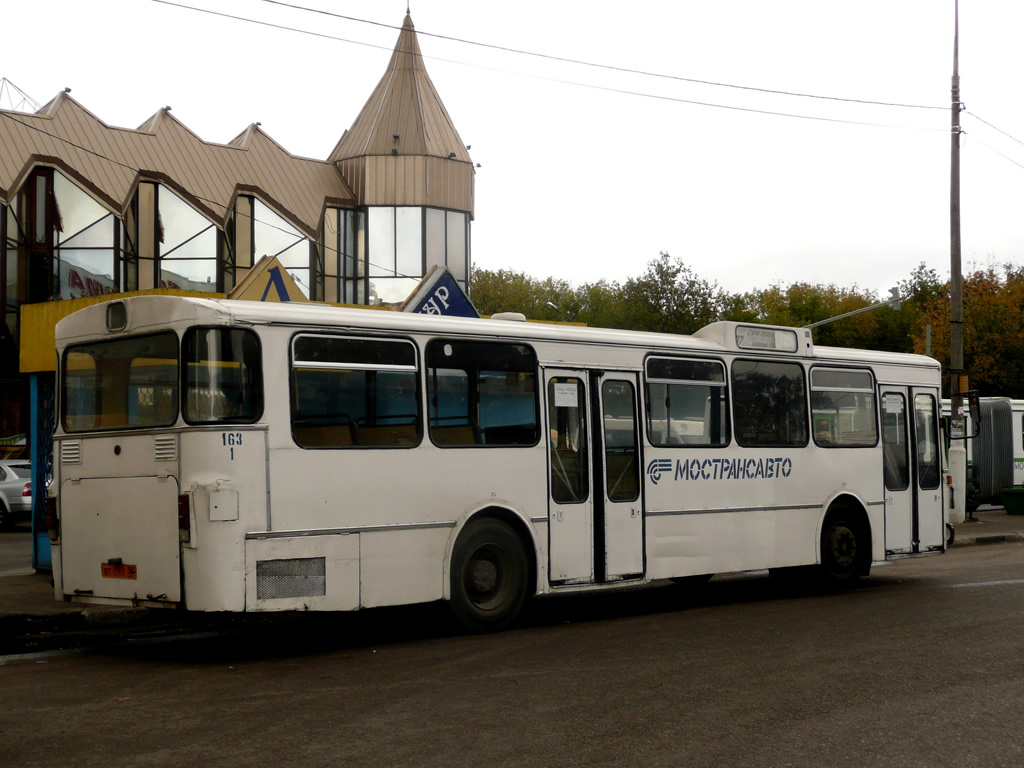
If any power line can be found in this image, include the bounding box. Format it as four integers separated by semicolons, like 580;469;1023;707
965;110;1024;149
150;0;944;128
255;0;945;112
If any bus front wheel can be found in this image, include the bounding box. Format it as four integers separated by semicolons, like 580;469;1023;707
819;512;869;585
449;518;528;633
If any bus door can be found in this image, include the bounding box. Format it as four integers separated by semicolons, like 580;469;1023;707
545;369;644;584
881;387;945;554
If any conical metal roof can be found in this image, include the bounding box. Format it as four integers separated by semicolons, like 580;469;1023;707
330;13;471;164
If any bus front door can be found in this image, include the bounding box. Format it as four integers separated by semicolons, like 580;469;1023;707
545;369;644;585
881;387;945;554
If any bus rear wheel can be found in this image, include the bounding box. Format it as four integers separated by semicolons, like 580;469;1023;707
449;518;528;633
819;512;868;585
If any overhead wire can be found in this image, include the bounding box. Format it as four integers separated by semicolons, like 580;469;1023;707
150;0;945;131
965;110;1024;149
254;0;944;112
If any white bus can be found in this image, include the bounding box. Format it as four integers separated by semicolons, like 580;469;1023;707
942;396;1024;510
49;296;948;631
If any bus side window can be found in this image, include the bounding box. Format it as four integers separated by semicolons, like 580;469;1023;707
426;340;539;448
732;360;808;448
291;335;421;449
644;357;729;448
810;368;877;448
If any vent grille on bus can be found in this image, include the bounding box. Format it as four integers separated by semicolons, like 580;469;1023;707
256;557;327;600
61;441;82;464
154;435;177;463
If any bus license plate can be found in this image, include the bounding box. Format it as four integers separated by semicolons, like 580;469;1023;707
101;563;137;579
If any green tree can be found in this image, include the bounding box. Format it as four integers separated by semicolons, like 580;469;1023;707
617;253;728;334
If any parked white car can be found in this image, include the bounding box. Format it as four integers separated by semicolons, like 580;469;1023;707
0;460;32;530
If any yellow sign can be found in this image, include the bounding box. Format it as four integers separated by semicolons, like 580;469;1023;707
228;256;309;302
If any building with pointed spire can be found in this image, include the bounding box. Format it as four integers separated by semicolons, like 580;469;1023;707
331;12;474;305
0;13;475;500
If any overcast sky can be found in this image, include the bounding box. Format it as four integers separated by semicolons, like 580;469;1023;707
5;0;1023;299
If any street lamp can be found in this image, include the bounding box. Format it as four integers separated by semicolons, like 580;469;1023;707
546;301;573;321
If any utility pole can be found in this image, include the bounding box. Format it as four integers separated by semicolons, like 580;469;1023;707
948;0;967;525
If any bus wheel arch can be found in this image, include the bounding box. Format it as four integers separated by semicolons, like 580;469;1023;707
447;509;535;632
819;499;872;585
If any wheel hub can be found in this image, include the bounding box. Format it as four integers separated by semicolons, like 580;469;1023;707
469;558;498;594
829;527;856;567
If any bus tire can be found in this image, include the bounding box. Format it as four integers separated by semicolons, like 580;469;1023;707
819;511;869;586
449;518;528;633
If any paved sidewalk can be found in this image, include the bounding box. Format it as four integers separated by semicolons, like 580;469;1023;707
952;504;1024;547
1;506;1022;649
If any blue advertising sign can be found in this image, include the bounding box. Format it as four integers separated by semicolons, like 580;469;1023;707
403;266;479;318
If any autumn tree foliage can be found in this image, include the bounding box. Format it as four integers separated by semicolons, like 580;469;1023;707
913;264;1024;397
470;256;1023;397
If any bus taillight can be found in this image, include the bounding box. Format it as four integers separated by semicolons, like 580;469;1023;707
46;495;59;542
178;494;191;543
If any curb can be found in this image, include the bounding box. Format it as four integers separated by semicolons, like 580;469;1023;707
953;531;1024;547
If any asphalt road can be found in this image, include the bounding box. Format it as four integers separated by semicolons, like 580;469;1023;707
3;542;1024;768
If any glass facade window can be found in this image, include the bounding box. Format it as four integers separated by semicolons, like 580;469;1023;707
426;208;469;290
3;200;23;343
367;206;470;306
120;197;138;293
810;368;877;448
253;199;309;298
367;206;420;305
53;173;118;299
322;207;362;304
157;185;218;292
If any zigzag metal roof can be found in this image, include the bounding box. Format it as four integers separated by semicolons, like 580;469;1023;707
0;93;355;240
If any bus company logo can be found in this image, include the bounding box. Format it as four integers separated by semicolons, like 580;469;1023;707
646;459;674;485
647;457;794;484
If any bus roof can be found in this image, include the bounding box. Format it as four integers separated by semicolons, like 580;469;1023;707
53;294;940;371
